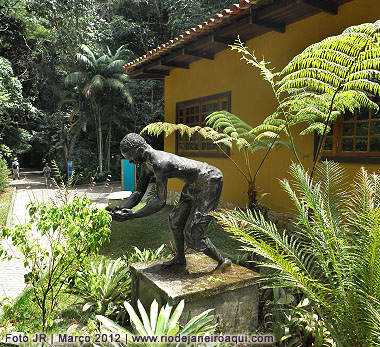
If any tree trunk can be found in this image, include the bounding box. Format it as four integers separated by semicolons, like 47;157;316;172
97;112;103;173
105;122;111;172
247;181;258;212
92;99;103;173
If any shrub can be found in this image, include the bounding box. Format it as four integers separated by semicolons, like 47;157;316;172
213;161;380;346
0;156;10;191
0;196;112;331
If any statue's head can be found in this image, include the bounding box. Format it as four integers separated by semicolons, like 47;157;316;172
120;133;147;164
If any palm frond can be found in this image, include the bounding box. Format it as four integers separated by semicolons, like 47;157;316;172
64;71;89;87
77;44;97;68
106;78;132;104
87;75;106;94
106;59;125;73
214;162;380;345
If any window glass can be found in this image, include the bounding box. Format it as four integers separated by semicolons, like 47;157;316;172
322;101;380;158
176;92;230;156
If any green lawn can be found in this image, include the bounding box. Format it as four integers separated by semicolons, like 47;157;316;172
0;187;13;226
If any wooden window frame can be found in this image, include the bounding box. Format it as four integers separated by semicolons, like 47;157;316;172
320;102;380;164
175;92;231;157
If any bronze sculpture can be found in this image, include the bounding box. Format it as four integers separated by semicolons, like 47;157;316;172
109;133;231;271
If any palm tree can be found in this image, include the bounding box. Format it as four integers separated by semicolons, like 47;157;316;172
213;161;380;346
65;44;132;172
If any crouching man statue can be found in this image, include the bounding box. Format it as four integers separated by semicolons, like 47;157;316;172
109;133;231;271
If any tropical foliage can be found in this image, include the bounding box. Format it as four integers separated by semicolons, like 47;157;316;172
126;244;169;264
68;257;131;322
233;20;380;175
97;299;215;346
212;161;380;346
0;156;10;192
1;0;231;172
64;44;133;173
143;20;380;209
0;196;112;331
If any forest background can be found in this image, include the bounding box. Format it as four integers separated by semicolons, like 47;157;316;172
0;0;232;182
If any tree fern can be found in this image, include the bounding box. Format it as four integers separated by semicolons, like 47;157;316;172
213;161;380;346
276;21;380;174
230;21;380;178
142;114;291;210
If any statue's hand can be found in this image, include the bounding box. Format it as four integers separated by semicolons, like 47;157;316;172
112;208;134;221
105;205;122;213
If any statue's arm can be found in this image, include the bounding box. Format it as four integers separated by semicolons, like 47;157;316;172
130;175;167;218
120;171;151;210
111;169;167;221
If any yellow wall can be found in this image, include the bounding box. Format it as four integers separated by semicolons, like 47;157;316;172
163;0;380;213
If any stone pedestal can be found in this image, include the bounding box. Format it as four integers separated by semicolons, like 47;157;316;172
130;253;259;334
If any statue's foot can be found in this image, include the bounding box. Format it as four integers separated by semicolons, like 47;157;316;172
213;258;232;273
162;256;186;268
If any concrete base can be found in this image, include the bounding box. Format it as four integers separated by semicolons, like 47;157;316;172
131;253;259;334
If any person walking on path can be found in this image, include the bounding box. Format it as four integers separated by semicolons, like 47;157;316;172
43;163;51;186
11;158;20;180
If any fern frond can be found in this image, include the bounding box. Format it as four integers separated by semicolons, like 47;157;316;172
230;36;275;86
299;123;331;136
276;21;380;142
141;122;228;143
206;110;254;134
277;77;336;96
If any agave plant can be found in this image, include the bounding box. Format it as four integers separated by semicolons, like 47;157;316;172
96;299;215;347
68;257;131;321
212;161;380;346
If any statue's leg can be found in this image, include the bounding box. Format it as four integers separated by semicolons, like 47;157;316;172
162;194;191;267
185;215;231;271
184;170;231;271
202;238;232;271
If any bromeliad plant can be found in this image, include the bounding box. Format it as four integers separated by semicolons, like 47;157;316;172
68;257;131;323
212;161;380;346
0;196;112;331
97;299;215;347
67;245;170;324
126;244;169;264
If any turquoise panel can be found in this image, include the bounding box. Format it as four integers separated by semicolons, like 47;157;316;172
122;159;135;192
